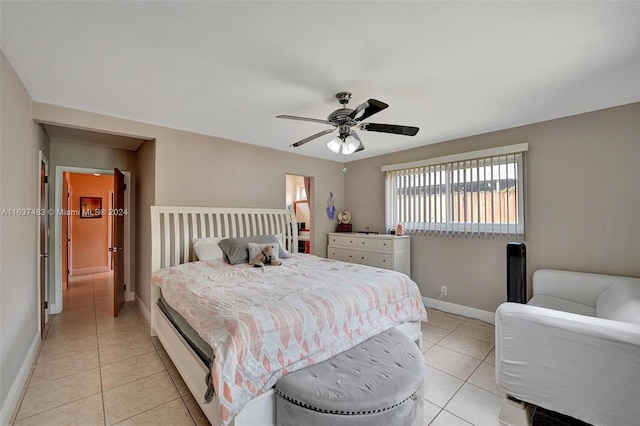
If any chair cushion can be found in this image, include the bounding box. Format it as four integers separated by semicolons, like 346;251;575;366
596;282;640;324
275;327;424;416
528;295;596;317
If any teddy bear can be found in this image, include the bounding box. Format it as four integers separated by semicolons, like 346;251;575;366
251;244;282;267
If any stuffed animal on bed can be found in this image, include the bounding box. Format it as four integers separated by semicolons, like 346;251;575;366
250;243;282;267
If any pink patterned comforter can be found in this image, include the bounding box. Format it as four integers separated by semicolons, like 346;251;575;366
152;254;427;425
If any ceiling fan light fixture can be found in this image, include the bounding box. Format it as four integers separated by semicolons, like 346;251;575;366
326;137;342;153
342;134;362;155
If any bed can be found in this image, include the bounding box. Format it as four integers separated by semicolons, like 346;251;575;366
149;206;427;426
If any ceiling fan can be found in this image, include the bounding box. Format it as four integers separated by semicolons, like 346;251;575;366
277;92;419;154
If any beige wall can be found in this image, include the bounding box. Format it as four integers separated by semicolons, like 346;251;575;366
134;139;155;313
345;103;640;312
154;135;343;256
33;103;345;314
0;50;50;420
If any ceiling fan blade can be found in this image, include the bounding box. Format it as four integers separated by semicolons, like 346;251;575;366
360;122;419;136
277;115;334;125
349;99;389;121
290;128;336;147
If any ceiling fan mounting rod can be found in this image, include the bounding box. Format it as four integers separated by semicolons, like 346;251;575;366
338;124;351;138
335;91;352;105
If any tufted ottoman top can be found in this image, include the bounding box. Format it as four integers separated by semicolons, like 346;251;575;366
275;327;424;415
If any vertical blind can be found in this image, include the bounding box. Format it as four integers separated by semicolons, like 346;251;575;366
383;144;527;240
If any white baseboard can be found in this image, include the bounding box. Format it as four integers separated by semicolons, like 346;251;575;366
70;266;109;276
0;332;40;425
136;297;151;327
422;297;495;325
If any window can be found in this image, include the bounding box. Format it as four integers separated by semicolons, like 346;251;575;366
383;144;527;239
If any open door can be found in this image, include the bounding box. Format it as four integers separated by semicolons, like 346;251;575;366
38;152;49;335
61;174;70;290
112;168;125;316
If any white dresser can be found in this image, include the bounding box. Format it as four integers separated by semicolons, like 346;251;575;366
327;233;411;276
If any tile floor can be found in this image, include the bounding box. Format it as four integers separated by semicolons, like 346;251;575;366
420;309;503;425
11;273;503;425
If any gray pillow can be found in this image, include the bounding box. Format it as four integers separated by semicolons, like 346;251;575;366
218;235;290;264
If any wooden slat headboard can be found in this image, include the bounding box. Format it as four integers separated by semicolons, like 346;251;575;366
150;206;298;334
150;206;298;273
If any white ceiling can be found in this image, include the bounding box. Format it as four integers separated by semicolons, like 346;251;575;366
1;1;638;161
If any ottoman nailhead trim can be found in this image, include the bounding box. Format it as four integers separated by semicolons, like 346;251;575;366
275;381;423;416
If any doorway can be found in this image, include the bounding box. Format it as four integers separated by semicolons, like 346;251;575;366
52;166;132;315
286;174;313;254
65;173;113;278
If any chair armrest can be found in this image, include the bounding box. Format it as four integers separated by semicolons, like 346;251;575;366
532;269;636;307
495;302;640;426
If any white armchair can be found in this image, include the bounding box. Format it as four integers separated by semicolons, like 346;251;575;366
495;269;640;426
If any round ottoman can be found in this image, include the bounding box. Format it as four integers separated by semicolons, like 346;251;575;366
275;327;425;426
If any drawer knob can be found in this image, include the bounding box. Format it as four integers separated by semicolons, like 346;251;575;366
362;241;365;244
361;256;364;259
383;259;386;262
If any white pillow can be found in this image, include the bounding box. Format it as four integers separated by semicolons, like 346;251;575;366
248;242;280;266
192;237;225;261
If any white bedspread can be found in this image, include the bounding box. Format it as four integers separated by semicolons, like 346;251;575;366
152;254;427;425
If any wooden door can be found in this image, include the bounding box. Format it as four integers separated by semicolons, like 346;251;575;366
61;175;70;290
113;168;125;317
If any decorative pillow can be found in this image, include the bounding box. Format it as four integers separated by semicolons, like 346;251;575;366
192;237;225;261
248;242;280;266
218;235;289;264
596;281;640;325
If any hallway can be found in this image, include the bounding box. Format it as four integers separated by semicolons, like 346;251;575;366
11;273;208;425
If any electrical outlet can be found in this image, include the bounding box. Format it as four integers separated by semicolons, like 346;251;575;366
441;286;448;296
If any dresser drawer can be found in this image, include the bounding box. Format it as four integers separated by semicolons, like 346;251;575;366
328;234;358;248
355;251;393;269
326;233;410;277
358;237;394;254
327;246;357;263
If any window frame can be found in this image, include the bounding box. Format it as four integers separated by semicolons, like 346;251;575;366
383;144;527;239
